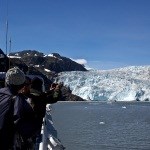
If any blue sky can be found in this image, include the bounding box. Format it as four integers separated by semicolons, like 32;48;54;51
0;0;150;70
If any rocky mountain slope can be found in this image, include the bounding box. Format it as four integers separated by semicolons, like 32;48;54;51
9;50;87;73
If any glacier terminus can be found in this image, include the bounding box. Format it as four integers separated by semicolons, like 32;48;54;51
57;66;150;101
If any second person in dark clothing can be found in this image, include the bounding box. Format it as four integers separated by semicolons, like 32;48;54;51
27;77;62;132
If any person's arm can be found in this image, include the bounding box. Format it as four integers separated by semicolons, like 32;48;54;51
45;83;62;104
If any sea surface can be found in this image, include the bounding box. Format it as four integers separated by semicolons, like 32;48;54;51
49;101;150;150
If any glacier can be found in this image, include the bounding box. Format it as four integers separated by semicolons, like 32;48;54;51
57;66;150;101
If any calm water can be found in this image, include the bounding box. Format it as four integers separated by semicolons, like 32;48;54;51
49;101;150;150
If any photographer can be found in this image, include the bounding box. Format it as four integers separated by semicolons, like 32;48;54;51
28;77;62;130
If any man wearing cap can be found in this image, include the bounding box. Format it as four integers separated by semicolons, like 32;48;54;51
0;67;39;149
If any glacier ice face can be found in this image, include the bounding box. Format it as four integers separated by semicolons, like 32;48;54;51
57;66;150;101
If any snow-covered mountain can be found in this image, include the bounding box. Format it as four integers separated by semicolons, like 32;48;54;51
8;50;87;73
57;66;150;101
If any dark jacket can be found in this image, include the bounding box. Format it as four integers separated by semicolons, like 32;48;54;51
28;88;61;129
0;87;40;149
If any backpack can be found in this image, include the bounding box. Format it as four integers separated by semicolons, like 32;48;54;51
0;89;15;149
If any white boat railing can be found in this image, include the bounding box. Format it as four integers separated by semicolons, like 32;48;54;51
38;104;65;150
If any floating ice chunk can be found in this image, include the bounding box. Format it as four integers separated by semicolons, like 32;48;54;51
99;121;105;125
122;106;126;109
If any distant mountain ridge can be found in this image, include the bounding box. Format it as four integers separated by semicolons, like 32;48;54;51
9;50;87;73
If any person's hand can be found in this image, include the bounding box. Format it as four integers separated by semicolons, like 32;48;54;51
50;83;57;90
50;82;63;91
